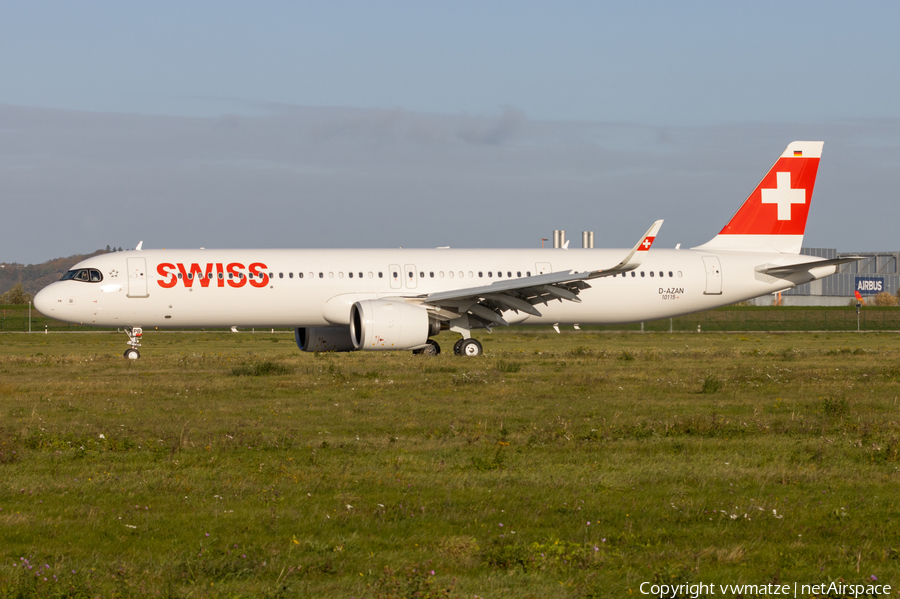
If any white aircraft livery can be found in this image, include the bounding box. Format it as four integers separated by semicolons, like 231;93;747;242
34;141;857;359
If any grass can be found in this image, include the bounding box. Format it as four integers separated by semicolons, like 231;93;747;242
0;329;899;597
4;304;900;333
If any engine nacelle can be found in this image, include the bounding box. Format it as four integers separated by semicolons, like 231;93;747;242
350;300;439;351
295;326;355;352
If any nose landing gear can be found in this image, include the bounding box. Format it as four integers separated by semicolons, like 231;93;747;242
124;327;142;359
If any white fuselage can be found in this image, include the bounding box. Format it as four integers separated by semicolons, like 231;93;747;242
34;247;828;329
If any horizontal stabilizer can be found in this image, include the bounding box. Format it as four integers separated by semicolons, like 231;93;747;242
757;257;861;278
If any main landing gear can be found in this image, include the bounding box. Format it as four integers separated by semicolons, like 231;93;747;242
123;327;142;360
413;337;483;357
453;338;483;357
413;339;441;356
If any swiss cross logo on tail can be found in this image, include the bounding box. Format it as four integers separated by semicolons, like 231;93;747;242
761;172;805;221
706;141;823;243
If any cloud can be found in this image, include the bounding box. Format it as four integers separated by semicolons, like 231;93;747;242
1;103;898;264
456;106;526;145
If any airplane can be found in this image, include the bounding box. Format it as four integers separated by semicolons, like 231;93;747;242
34;141;858;359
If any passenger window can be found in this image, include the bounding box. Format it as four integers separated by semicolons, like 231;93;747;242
338;272;344;279
488;272;492;278
367;272;372;278
468;271;473;278
178;273;183;279
526;271;531;276
319;272;323;278
228;273;233;279
289;272;293;278
507;271;512;278
496;271;501;278
677;271;683;277
659;271;664;277
439;271;444;278
349;272;353;278
218;272;224;279
429;272;434;278
393;271;398;278
650;271;654;277
478;272;483;278
298;272;303;278
269;272;273;278
188;273;194;280
419;271;424;278
668;271;673;277
641;272;645;277
630;272;635;277
517;271;521;277
329;272;334;278
279;273;283;279
379;272;383;278
459;271;464;278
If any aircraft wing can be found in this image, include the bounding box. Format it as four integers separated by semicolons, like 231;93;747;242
757;256;862;278
418;221;663;328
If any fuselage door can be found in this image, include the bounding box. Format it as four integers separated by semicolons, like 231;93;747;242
404;264;418;289
535;262;552;275
389;264;402;290
702;256;723;295
126;257;149;298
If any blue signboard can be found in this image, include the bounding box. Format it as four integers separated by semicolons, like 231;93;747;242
855;276;884;295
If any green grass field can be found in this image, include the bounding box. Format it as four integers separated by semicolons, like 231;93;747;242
4;304;900;333
1;329;899;598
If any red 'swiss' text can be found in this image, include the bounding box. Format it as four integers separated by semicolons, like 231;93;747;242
156;263;269;289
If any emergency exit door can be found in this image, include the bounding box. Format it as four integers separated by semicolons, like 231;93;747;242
404;264;418;289
702;256;722;295
126;257;149;298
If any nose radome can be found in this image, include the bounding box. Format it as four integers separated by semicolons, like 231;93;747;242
33;286;55;315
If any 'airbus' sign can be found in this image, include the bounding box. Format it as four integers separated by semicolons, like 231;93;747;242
855;276;884;295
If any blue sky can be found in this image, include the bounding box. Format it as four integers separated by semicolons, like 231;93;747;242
3;1;898;124
1;2;899;263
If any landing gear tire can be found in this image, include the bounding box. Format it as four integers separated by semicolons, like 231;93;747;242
453;339;465;355
124;348;140;360
458;338;483;357
414;339;441;356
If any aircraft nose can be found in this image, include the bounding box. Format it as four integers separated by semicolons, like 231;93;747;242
33;285;55;316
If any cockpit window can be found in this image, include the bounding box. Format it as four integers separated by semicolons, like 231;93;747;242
60;268;103;283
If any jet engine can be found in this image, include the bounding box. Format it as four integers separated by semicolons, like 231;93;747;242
295;326;355;352
350;300;440;351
